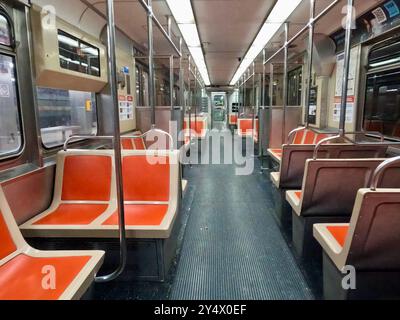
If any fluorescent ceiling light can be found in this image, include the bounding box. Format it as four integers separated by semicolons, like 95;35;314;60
166;0;211;86
179;24;201;47
230;0;303;86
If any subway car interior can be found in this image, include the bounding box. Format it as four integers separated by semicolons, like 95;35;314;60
2;0;400;303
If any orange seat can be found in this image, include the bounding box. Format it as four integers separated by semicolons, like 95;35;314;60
62;155;112;201
293;130;305;144
0;254;91;300
102;204;168;226
303;130;316;144
123;155;170;202
0;187;104;300
327;225;349;248
294;191;302;200
0;213;17;259
230;115;238;125
33;204;108;226
315;133;329;143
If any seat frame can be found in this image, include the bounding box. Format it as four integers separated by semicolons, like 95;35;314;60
20;149;183;282
0;188;104;300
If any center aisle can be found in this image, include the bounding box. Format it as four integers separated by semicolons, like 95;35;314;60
170;138;314;300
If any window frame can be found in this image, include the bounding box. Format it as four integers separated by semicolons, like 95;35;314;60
37;88;100;150
0;8;25;161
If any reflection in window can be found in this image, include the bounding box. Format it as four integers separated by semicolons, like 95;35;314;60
364;69;400;139
288;67;302;106
0;54;22;157
37;87;97;148
0;14;11;47
142;71;149;106
135;66;141;106
58;30;100;77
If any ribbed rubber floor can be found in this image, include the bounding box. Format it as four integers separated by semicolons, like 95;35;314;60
170;140;314;300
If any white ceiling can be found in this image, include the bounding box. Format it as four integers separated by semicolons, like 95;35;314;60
37;0;386;86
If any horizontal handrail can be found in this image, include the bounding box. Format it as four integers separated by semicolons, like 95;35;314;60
370;156;400;191
287;126;306;144
313;131;400;160
63;129;174;151
313;134;343;160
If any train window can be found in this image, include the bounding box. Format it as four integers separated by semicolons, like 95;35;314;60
287;67;302;106
135;66;141;106
363;69;400;139
0;13;12;47
37;87;97;148
58;30;100;77
0;54;23;158
142;71;149;106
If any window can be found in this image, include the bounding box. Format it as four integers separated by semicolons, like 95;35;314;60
363;69;400;139
58;30;100;77
288;67;303;106
0;14;12;47
142;71;149;106
0;54;22;157
135;66;141;106
37;87;98;148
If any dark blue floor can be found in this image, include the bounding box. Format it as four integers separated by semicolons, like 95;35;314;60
91;134;314;300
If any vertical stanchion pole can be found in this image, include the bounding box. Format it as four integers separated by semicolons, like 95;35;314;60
304;0;316;127
252;62;256;135
260;49;267;161
147;0;155;127
339;0;354;137
96;0;127;283
282;22;289;145
168;16;174;112
194;66;198;133
269;63;274;152
188;56;192;143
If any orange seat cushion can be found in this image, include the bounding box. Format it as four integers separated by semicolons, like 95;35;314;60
121;138;134;150
271;149;282;154
295;191;302;200
239;119;253;134
123;156;170;202
33;204;108;226
102;204;168;226
230;115;238;124
327;225;349;247
133;137;146;150
315;134;329;144
0;212;17;259
0;254;91;300
293;130;305;144
62;156;112;201
303;130;316;144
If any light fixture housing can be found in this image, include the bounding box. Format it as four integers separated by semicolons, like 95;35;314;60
166;0;211;86
230;0;303;86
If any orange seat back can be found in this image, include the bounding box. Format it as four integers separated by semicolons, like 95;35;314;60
61;155;112;201
293;130;305;144
121;138;134;150
123;155;170;201
133;137;146;150
315;133;329;144
230;115;238;124
0;212;17;259
239;119;253;134
303;130;316;144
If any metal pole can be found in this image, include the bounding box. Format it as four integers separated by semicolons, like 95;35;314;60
262;49;266;107
339;0;354;136
282;22;289;145
147;0;156;127
138;0;181;57
194;66;198;130
179;37;184;108
96;0;127;283
304;0;316;127
269;63;274;150
188;56;192;142
168;16;174;112
252;62;256;133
